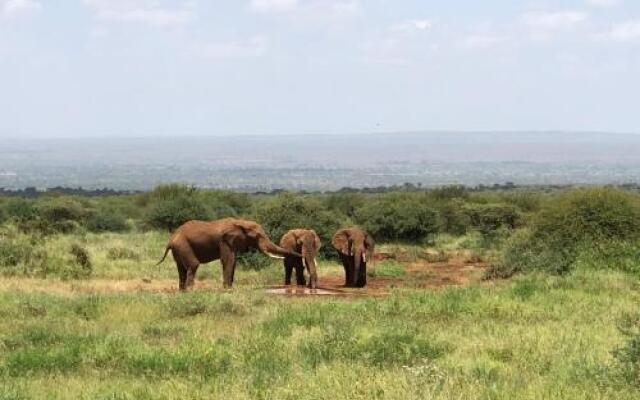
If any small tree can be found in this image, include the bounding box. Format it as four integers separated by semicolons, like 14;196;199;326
354;193;441;241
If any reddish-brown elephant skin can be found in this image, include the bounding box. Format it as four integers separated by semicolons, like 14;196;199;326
279;229;322;289
331;227;375;288
157;218;301;290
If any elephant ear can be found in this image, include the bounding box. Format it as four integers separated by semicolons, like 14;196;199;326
364;232;375;250
312;231;322;251
223;223;246;246
234;220;260;239
364;232;375;262
279;231;295;249
332;230;351;256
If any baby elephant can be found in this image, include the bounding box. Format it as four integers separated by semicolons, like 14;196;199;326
332;227;375;288
279;229;321;289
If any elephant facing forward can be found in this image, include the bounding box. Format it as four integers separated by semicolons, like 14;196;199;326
279;229;321;289
332;227;375;288
157;218;300;290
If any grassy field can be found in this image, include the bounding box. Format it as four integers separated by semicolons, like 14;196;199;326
1;232;639;399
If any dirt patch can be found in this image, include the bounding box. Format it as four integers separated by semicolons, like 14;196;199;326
0;253;488;297
275;253;488;297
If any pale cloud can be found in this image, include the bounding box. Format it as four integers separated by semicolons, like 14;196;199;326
192;35;268;60
0;0;41;20
600;20;640;42
83;0;195;28
523;11;588;31
389;19;433;34
249;0;298;13
464;34;510;49
586;0;621;7
249;0;360;25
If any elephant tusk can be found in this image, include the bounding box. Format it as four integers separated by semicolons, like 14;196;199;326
362;252;367;262
266;252;284;260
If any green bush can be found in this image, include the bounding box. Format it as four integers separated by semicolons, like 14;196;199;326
462;203;520;235
144;185;244;231
69;244;92;279
354;193;441;241
0;237;35;269
0;230;48;276
490;188;640;278
324;193;366;218
86;211;128;233
3;198;38;223
35;197;89;234
572;240;640;275
145;195;211;231
440;199;471;236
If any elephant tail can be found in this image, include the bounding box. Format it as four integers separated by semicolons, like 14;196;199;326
155;245;172;266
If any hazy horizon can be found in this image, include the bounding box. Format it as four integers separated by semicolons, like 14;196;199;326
2;131;640;191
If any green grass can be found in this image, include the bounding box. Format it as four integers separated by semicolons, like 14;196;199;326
370;260;406;278
0;232;639;399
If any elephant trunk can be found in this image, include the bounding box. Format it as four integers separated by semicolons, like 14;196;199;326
258;237;301;259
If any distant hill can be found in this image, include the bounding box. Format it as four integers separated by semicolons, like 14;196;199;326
1;131;639;190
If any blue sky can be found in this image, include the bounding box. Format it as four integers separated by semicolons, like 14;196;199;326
0;0;638;138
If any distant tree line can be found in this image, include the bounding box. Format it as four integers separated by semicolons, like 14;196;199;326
3;182;640;199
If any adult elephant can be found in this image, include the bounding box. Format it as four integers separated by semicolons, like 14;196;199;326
279;229;321;289
157;218;300;290
332;227;375;288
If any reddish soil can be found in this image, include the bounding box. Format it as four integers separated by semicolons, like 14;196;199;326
269;251;488;297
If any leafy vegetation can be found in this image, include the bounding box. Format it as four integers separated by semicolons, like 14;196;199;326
0;185;640;398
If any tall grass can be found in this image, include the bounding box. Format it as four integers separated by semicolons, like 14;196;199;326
0;269;638;399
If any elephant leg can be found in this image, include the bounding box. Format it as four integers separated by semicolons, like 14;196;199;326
284;257;294;285
341;254;354;287
176;262;187;291
356;262;367;288
295;262;306;286
186;265;198;289
220;243;236;289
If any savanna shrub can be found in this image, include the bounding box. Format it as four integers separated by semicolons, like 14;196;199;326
200;190;251;216
0;230;48;276
572;240;640;275
36;197;89;234
439;199;471;236
0;237;35;269
144;185;244;230
256;193;343;258
462;203;520;235
145;194;211;231
69;244;92;279
3;198;38;223
489;188;640;278
323;192;365;218
354;193;441;241
86;211;128;233
429;185;469;200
